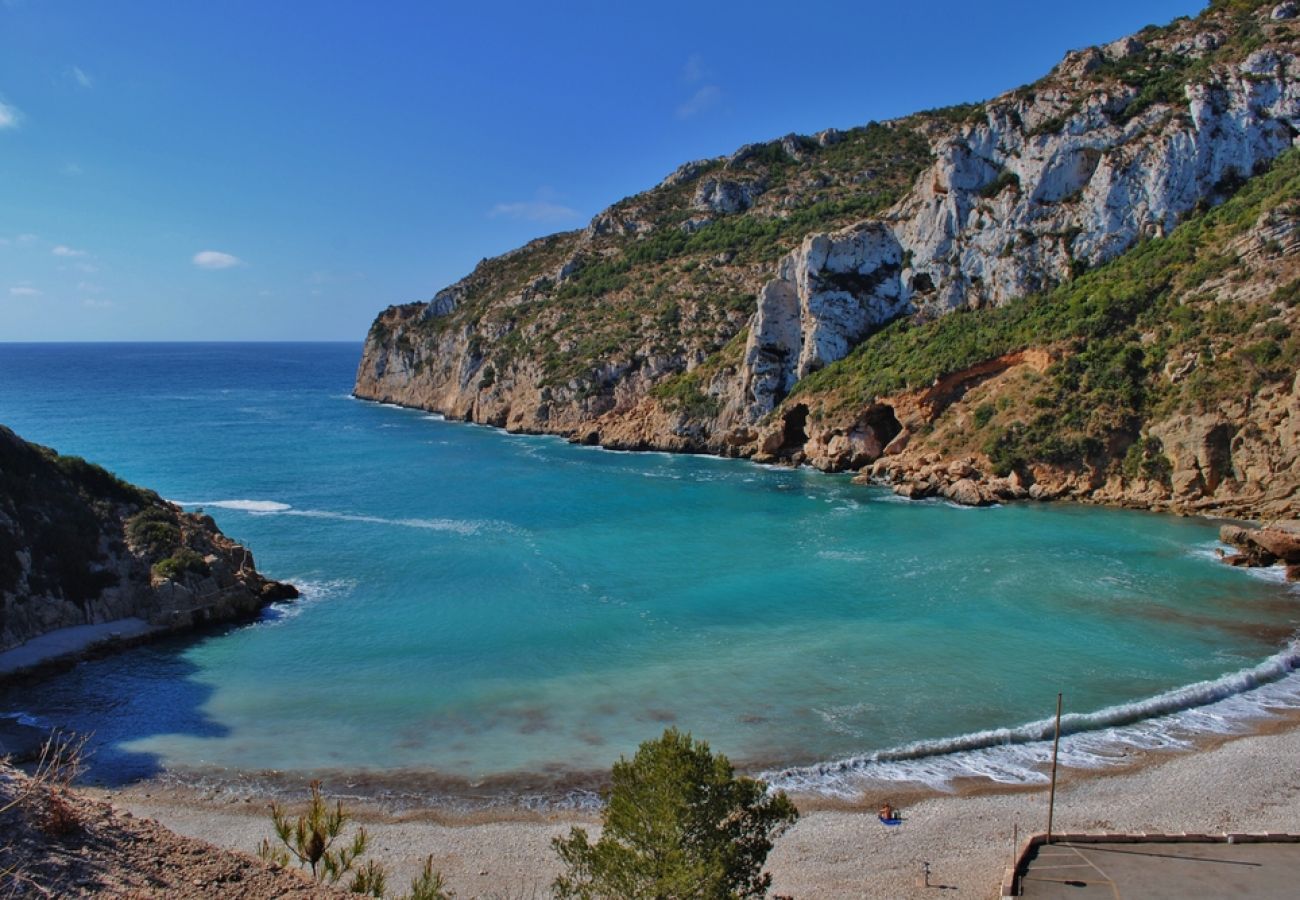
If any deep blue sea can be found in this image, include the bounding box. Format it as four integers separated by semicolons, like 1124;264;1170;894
1;343;1298;802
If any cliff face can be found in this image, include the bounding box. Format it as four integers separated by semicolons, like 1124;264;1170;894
0;426;296;655
358;1;1300;519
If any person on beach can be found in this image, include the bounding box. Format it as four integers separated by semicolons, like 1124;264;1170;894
879;802;896;821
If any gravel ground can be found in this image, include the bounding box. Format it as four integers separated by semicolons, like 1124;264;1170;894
83;720;1300;899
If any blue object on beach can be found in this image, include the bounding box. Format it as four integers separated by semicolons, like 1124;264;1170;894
879;816;903;826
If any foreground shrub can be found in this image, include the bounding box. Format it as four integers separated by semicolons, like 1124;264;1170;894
259;782;453;898
552;728;798;899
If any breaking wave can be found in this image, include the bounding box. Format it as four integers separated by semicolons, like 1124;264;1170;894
765;636;1300;795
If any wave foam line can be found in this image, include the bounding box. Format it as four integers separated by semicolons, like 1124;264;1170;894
172;499;291;513
765;637;1300;795
174;500;505;536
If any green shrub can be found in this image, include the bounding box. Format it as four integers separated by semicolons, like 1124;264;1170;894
126;507;181;556
972;403;997;428
979;169;1020;199
553;729;798;900
152;548;209;582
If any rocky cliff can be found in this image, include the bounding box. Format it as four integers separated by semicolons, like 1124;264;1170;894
357;0;1300;520
0;425;296;656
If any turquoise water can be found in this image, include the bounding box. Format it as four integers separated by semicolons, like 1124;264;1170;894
1;344;1297;799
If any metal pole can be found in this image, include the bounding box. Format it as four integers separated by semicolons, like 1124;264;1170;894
1046;692;1063;843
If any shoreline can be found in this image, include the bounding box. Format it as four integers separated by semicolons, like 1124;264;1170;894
84;712;1300;898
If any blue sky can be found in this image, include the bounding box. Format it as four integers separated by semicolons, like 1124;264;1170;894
1;0;1205;341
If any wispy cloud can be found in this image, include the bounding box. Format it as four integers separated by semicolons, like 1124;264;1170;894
675;54;721;119
0;98;21;130
70;66;93;89
677;85;722;119
62;162;83;176
52;244;86;257
489;200;581;223
192;250;243;270
82;297;113;309
9;286;41;297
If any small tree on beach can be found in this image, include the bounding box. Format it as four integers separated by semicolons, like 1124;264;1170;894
258;780;371;885
258;783;455;898
552;728;798;899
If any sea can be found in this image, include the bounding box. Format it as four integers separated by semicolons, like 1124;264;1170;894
1;342;1298;805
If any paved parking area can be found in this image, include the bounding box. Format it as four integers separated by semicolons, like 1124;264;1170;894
1019;840;1300;899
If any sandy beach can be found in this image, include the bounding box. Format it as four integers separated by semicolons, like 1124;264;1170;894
81;718;1300;899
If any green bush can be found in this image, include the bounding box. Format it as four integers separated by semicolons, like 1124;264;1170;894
152;548;209;582
553;729;798;899
979;169;1020;199
126;507;181;556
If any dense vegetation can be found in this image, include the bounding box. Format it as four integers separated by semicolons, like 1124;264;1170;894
553;729;798;899
0;428;155;605
0;426;219;631
793;148;1300;476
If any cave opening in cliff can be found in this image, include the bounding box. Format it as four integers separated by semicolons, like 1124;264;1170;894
862;403;902;449
780;404;810;453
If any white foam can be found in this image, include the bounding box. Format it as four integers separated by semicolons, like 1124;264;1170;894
256;578;357;626
174;499;504;536
764;637;1300;795
283;509;491;536
174;499;292;513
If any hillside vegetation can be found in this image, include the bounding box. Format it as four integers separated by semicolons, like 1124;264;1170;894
358;0;1300;518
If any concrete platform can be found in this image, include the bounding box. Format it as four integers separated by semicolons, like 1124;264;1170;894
1019;839;1300;899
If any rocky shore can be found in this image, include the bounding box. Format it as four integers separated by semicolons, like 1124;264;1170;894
0;424;297;684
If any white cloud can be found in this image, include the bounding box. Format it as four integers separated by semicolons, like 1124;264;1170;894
676;84;722;119
82;297;113;309
62;162;83;176
0;98;20;130
77;281;103;293
70;66;93;89
52;244;86;257
74;261;98;273
9;286;41;297
192;250;243;269
489;200;581;223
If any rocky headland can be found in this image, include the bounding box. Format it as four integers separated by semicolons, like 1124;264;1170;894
0;424;297;685
356;0;1300;526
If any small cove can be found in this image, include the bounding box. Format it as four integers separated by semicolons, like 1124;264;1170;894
0;343;1297;801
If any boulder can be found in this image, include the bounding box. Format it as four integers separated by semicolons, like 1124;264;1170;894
943;478;988;507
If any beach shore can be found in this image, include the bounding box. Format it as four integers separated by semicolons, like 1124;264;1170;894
84;718;1300;899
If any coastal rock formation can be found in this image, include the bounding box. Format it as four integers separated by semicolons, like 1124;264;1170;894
1219;522;1300;578
0;425;296;661
357;1;1300;520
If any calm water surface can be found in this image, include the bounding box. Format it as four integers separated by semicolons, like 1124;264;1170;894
0;343;1296;798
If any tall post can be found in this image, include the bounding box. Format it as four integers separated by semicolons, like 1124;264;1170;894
1046;692;1063;843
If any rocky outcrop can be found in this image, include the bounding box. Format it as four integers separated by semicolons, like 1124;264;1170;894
1219;521;1300;579
732;32;1300;419
732;224;905;422
0;425;296;660
356;2;1300;522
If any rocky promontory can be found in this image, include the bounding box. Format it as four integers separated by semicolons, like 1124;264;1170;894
357;0;1299;522
0;425;296;679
